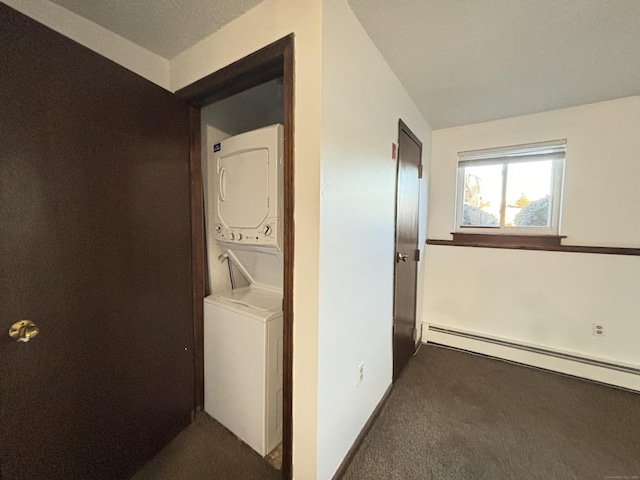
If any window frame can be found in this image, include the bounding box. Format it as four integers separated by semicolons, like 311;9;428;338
454;139;566;236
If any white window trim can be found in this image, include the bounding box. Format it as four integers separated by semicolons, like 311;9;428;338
454;139;566;235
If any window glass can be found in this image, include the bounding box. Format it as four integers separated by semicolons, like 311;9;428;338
462;165;501;227
456;140;565;234
505;161;552;227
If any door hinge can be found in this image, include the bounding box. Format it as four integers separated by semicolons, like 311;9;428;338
418;164;423;179
415;249;421;262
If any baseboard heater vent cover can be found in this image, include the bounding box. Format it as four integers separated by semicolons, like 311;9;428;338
427;325;640;376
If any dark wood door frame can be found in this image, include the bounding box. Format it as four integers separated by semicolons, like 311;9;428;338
176;34;294;479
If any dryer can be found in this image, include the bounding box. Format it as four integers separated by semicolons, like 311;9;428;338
208;123;283;250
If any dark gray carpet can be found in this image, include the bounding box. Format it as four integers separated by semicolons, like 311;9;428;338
343;344;640;480
131;412;280;480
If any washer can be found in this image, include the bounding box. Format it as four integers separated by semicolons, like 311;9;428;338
204;284;282;457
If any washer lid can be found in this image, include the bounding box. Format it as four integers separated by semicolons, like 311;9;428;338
216;286;281;312
222;244;283;290
204;287;282;322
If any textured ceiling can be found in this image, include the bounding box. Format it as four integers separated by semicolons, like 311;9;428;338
48;0;263;58
45;0;640;129
347;0;640;128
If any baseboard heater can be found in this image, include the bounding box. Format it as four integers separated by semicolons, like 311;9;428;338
427;325;640;376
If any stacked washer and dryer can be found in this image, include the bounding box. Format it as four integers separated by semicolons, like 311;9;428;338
203;124;284;457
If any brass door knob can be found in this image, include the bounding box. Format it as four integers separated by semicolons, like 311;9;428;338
9;320;39;342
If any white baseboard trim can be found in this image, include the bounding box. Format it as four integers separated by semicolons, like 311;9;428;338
423;323;640;392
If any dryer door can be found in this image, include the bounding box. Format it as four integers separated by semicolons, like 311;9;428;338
217;148;270;229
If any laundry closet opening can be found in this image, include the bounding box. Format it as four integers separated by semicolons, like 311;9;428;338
202;78;286;469
176;34;294;478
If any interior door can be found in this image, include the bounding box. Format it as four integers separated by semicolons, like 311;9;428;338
0;5;194;479
393;120;423;381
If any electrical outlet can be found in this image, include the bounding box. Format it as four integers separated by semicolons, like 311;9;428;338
593;323;605;337
356;362;365;387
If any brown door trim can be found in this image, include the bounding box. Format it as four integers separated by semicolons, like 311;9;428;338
176;34;295;479
399;119;423;152
187;105;205;420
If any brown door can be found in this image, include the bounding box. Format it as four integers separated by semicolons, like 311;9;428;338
393;120;422;381
0;6;194;479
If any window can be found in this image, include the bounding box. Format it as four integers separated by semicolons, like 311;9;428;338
456;139;565;235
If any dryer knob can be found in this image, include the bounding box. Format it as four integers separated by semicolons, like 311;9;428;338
215;224;222;233
230;232;235;240
264;225;272;236
238;233;243;240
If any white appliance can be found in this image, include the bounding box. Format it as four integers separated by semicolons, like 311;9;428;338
203;287;283;457
208;124;283;250
204;124;284;457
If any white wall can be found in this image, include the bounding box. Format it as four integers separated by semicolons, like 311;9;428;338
1;0;170;89
425;97;640;391
170;2;324;477
317;1;431;478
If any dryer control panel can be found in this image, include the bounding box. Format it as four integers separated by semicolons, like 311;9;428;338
213;220;279;246
208;124;283;249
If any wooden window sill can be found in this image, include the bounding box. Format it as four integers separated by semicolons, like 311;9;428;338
452;232;565;249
